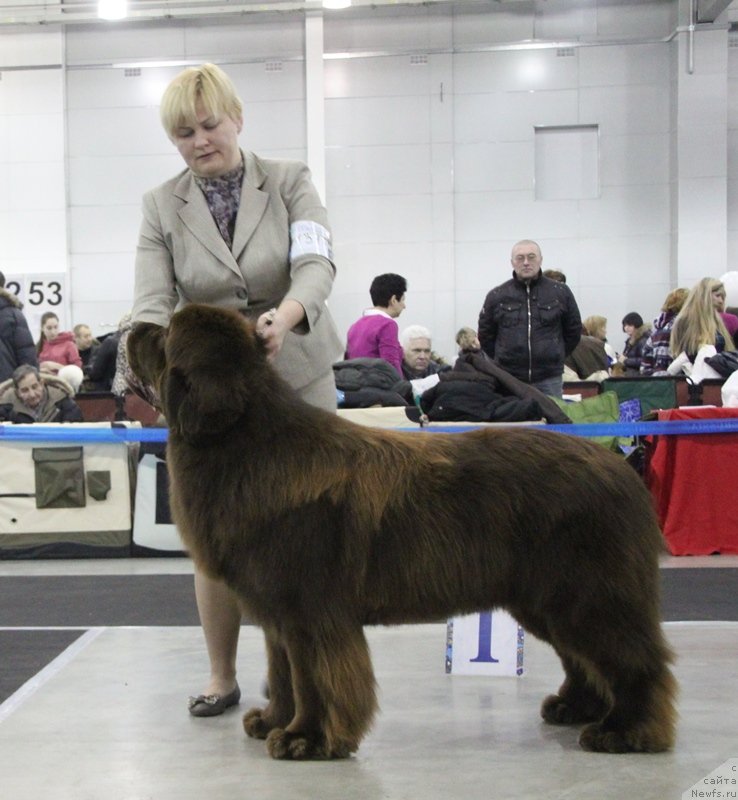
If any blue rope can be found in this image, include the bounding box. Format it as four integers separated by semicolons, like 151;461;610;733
1;416;738;443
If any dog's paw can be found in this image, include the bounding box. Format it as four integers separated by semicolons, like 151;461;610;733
579;723;635;753
541;693;604;725
242;707;274;740
266;729;351;760
579;721;673;754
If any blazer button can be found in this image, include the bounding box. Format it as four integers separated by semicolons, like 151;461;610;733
236;288;248;300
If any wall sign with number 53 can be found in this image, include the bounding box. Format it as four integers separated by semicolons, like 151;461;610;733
6;273;69;333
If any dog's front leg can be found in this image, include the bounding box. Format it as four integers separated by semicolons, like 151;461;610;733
265;621;378;760
243;628;295;740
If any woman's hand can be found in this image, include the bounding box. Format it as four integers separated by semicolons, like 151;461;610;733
255;300;305;361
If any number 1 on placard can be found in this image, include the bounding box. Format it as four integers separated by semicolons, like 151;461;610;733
469;611;500;663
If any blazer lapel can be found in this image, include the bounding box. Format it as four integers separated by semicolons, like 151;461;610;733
175;172;241;275
231;152;269;264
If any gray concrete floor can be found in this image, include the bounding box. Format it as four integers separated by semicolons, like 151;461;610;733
0;558;736;800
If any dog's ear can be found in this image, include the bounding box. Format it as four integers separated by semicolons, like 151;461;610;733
162;365;244;441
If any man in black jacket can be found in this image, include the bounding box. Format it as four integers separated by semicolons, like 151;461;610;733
478;240;581;397
0;271;38;383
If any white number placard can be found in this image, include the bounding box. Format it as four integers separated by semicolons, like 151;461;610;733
446;611;524;677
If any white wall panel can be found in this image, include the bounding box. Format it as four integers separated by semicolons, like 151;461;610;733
329;194;435;244
454;191;580;242
454;142;533;192
326;144;432;196
2;113;65;162
0;68;62;111
579;84;671;135
324;6;451;53
0;30;62;66
454;50;579;94
326;95;430;146
69;205;141;254
450;8;533;47
599;133;670;186
453;90;579;143
578;184;670;236
67;107;170;157
68;154;183;206
0;210;66;261
70;253;135;303
183;18;305;61
240;99;306;151
66;67;181;109
325;55;437;98
595;0;674;38
6;162;66;210
65;22;186;64
579;43;670;87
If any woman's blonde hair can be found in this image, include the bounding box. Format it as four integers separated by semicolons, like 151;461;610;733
583;315;607;340
670;277;735;356
160;63;243;139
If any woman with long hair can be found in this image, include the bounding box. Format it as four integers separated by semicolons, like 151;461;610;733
669;277;735;364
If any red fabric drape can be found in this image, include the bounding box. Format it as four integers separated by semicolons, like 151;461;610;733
645;407;738;555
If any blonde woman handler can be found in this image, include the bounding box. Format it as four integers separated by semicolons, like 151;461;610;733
128;63;342;716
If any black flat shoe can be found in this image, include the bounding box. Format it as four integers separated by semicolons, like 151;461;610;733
188;683;241;717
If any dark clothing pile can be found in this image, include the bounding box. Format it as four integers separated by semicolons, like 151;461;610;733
419;351;571;424
332;358;408;408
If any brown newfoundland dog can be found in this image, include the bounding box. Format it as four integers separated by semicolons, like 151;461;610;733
129;304;677;761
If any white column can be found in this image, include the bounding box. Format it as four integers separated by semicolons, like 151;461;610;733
304;10;326;203
672;19;729;288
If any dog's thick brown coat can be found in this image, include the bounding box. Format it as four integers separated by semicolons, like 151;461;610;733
134;304;677;760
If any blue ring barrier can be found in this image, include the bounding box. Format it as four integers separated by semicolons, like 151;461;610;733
2;417;738;443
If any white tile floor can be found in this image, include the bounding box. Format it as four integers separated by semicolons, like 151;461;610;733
0;558;736;799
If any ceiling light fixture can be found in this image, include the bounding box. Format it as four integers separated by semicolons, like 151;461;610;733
97;0;128;20
322;0;352;9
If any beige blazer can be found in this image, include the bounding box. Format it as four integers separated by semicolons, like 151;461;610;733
132;150;342;391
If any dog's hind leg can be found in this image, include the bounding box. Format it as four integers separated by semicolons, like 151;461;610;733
548;615;677;753
266;621;378;760
509;608;609;726
243;629;295;740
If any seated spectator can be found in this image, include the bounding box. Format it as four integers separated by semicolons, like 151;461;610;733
711;280;738;346
345;273;407;377
37;312;83;393
74;324;100;371
455;327;481;356
639;288;689;376
400;325;451;380
582;315;618;365
564;326;610;381
668;277;736;373
0;364;83;423
0;270;38;382
617;312;651;376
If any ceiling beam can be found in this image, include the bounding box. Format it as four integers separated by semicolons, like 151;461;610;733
696;0;733;23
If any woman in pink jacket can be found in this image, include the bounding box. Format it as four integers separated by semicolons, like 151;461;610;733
36;312;84;392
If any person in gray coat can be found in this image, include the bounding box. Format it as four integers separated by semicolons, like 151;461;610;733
127;63;342;718
0;271;38;383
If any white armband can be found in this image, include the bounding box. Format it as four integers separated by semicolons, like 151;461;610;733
290;220;333;263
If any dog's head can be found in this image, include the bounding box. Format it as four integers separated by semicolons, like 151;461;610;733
162;305;267;443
